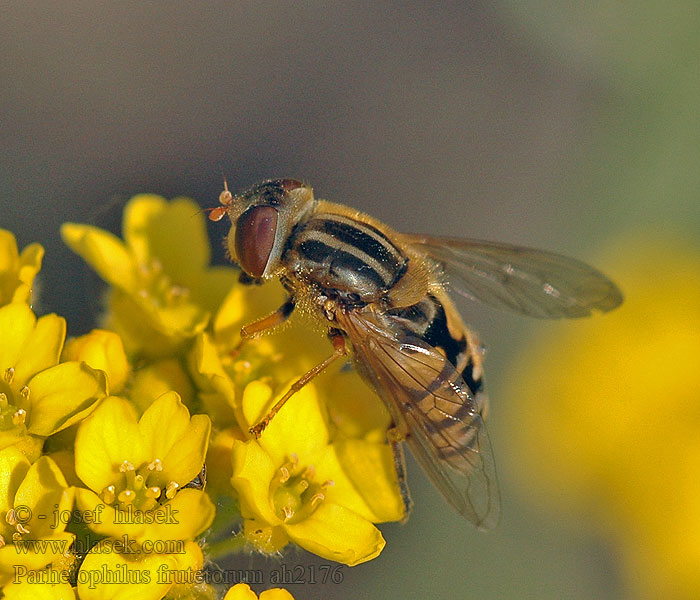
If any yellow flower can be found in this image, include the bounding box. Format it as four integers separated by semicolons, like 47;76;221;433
73;392;214;545
0;303;107;457
231;380;404;566
0;229;43;307
0;447;74;586
62;329;130;394
223;583;295;600
61;195;238;358
501;235;700;600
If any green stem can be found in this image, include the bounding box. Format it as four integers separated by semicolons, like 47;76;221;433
206;533;247;560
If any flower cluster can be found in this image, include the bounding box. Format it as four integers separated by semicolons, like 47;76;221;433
0;193;404;599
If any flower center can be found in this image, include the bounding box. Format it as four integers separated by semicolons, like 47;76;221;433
136;259;190;309
0;385;29;432
269;456;334;524
99;458;178;513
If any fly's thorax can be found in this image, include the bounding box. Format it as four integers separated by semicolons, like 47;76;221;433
223;179;316;279
282;211;410;306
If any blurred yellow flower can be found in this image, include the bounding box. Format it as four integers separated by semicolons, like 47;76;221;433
130;357;195;414
0;303;107;457
61;195;237;358
73;392;214;545
0;229;43;307
0;447;74;586
223;583;295;600
231;380;403;566
502;235;700;600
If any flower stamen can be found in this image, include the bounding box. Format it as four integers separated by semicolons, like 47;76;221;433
101;485;116;504
11;408;26;425
279;466;290;484
147;458;163;472
117;489;136;504
165;481;179;500
119;460;135;472
145;486;161;499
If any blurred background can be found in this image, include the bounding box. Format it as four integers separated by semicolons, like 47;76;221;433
3;2;699;599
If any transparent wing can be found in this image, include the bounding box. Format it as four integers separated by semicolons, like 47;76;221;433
337;311;500;529
405;235;623;318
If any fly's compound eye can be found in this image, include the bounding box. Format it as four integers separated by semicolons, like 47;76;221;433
234;205;279;277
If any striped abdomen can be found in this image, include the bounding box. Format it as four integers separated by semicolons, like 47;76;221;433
283;212;408;304
383;295;484;397
382;294;487;470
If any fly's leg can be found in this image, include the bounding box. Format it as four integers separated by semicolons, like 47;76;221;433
388;429;413;521
232;297;296;355
249;329;347;438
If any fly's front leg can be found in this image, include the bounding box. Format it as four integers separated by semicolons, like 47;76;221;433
249;329;347;438
233;297;296;355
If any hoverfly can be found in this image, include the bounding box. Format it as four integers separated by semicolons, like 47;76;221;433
209;179;623;529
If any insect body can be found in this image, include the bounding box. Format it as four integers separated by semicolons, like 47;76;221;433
209;178;623;528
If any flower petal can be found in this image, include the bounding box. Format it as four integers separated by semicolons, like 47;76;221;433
189;267;239;316
0;229;43;306
0;446;30;525
333;439;405;522
62;329;130;394
138;392;210;486
223;583;259;600
230;440;280;525
74;396;144;493
143;488;215;542
188;333;236;426
285;501;385;566
61;223;137;291
240;381;329;466
2;580;76;600
17;242;44;292
0;531;75;573
130;359;195;414
77;540;176;600
0;230;19;271
311;441;404;523
160;414;210;486
0;303;36;381
26;362;107;436
14;456;73;538
12;313;66;392
260;588;296;600
324;371;391;442
123;195;210;282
